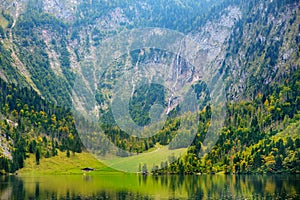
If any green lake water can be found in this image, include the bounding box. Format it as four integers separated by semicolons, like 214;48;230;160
0;174;299;199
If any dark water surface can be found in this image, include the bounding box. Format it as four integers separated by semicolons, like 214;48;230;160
0;174;299;199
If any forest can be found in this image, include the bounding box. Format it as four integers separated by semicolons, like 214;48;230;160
0;79;82;174
0;66;299;174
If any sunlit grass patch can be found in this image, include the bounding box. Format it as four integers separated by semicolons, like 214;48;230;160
18;150;121;175
0;13;8;28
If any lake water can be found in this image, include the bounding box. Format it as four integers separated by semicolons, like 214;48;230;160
0;174;299;199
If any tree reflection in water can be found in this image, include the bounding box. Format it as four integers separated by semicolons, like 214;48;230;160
0;175;299;199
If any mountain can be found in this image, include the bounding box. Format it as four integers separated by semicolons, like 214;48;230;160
0;0;299;174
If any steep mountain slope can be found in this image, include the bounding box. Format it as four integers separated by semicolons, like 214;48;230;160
224;0;300;100
1;0;298;105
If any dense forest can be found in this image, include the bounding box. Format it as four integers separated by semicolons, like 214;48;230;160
0;0;299;175
0;79;82;174
152;68;300;174
0;66;299;174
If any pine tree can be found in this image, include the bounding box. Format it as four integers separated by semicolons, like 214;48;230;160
36;148;41;165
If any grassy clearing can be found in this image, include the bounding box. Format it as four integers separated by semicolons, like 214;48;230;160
18;145;188;175
18;151;122;176
106;146;187;172
0;13;8;28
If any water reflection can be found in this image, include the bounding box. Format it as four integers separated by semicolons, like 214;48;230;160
0;174;299;199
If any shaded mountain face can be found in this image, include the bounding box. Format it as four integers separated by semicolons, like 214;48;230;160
0;0;299;173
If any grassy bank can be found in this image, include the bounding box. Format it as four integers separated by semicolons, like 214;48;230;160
0;13;8;28
18;151;122;176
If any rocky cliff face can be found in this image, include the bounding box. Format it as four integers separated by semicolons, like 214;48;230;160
224;0;300;101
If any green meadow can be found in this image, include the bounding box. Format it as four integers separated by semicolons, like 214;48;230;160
0;13;8;28
18;146;187;175
18;151;121;175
